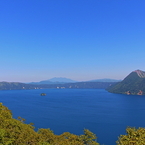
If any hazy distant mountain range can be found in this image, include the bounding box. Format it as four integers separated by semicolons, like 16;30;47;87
0;77;118;90
107;70;145;95
29;77;121;85
29;77;77;84
1;70;145;96
0;81;116;90
88;78;121;82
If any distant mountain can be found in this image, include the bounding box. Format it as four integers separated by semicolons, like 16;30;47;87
107;70;145;95
48;77;77;83
0;82;39;90
50;82;116;89
29;78;121;85
0;81;116;90
88;78;121;82
29;77;77;85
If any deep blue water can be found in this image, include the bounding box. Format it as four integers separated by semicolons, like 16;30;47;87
0;89;145;145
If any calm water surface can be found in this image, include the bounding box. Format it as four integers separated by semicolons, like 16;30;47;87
0;89;145;145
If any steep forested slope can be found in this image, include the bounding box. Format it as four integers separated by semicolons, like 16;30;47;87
107;70;145;95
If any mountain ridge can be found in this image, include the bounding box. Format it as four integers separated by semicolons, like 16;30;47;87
87;78;121;82
107;70;145;95
29;77;120;85
29;77;77;84
134;70;145;78
0;81;116;90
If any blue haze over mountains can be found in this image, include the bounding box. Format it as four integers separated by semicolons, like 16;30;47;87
87;78;121;83
29;77;121;84
29;77;77;84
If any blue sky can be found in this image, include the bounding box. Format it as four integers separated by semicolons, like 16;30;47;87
0;0;145;82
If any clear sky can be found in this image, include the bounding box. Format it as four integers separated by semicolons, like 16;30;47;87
0;0;145;82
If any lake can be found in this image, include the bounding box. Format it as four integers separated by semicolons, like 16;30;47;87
0;89;145;145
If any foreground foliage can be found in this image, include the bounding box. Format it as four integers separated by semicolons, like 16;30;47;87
117;127;145;145
0;103;99;145
1;102;145;145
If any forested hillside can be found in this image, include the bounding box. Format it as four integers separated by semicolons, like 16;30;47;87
107;70;145;95
0;82;116;90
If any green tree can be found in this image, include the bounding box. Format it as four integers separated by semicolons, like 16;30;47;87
117;127;145;145
0;102;100;145
80;129;99;145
